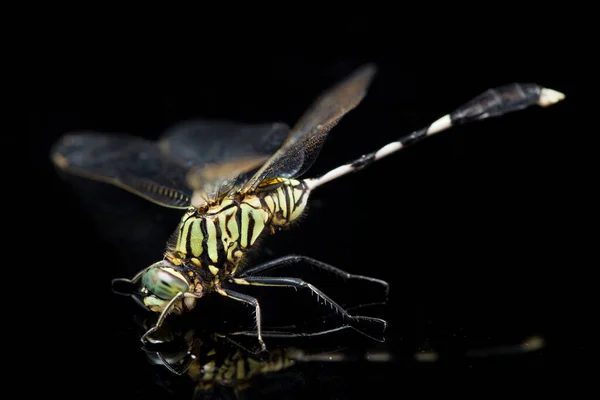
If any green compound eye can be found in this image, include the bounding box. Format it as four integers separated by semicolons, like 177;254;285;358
142;267;189;300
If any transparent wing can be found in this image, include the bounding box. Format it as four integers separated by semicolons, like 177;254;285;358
241;64;377;192
51;133;193;209
159;120;290;171
51;121;291;208
158;120;290;201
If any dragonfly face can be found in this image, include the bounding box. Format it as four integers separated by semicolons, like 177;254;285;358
140;260;203;313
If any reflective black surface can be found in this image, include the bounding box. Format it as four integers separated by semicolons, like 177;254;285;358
29;56;578;398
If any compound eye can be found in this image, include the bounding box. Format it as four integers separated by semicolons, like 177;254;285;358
142;266;189;300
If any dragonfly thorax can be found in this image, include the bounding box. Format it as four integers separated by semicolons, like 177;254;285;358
166;178;310;278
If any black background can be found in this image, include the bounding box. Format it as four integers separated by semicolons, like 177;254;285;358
27;37;581;398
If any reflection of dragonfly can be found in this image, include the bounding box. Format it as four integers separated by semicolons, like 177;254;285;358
137;312;544;399
51;64;565;351
135;313;393;399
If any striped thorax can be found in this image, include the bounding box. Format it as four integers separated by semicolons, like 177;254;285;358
166;178;310;280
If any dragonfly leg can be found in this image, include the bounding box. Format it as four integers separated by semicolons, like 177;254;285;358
140;291;185;345
216;288;267;353
228;276;387;342
238;254;389;297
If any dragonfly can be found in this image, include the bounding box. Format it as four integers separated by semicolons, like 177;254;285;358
51;63;565;351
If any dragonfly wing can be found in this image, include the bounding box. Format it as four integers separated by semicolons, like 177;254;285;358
241;64;377;192
159;120;291;201
159;120;290;170
52;121;292;208
51;132;192;209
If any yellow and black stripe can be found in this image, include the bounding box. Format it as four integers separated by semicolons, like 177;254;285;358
168;177;310;278
189;347;296;385
257;178;309;226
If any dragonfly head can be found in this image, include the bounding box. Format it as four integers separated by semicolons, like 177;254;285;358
140;260;203;313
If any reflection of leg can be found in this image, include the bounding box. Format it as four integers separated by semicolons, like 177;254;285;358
216;287;266;352
261;301;388;331
140;292;184;344
229;276;387;341
239;255;389;296
229;325;353;338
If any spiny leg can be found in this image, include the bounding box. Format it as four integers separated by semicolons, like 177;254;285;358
251;300;388;332
229;276;387;342
216;288;267;353
238;254;389;297
305;83;565;190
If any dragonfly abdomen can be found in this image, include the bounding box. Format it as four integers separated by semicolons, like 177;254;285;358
256;178;310;227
